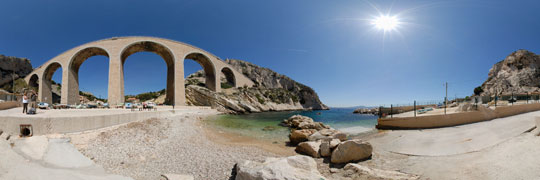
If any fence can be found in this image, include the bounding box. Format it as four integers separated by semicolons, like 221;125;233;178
378;92;540;118
0;93;19;102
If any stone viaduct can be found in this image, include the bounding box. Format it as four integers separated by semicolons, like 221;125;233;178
24;36;254;105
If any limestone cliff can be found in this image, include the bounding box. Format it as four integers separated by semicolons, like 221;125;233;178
480;50;540;96
183;59;328;114
0;55;33;88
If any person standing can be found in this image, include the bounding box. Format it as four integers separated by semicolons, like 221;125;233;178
30;90;37;111
22;93;28;114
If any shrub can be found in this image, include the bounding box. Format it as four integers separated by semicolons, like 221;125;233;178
255;94;265;104
221;82;233;89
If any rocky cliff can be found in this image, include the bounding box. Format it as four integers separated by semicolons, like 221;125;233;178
0;55;33;88
184;59;328;114
480;50;540;96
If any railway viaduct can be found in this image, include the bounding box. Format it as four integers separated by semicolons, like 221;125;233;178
24;36;254;105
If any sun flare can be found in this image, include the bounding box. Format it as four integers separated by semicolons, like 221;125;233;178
372;15;400;31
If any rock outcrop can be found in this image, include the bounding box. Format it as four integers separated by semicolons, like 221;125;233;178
234;155;326;180
283;115;341;145
284;115;371;165
0;55;33;89
480;50;540;96
183;59;328;114
226;59;328;110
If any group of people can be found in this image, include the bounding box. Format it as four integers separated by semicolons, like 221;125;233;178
22;90;37;114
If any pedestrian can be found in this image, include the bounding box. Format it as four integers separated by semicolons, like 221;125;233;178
22;93;29;114
30;90;37;111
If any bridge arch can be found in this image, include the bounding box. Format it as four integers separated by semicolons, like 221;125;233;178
120;41;176;104
28;74;39;91
183;52;217;91
65;47;110;104
220;67;236;88
41;62;63;104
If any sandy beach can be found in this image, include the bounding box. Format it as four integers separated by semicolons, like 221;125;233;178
61;108;286;180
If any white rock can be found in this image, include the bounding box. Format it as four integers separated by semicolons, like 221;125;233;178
235;155;326;180
344;163;419;180
329;139;341;149
331;140;372;164
296;141;321;158
320;140;331;157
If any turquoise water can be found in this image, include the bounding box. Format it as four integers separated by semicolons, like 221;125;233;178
206;108;378;142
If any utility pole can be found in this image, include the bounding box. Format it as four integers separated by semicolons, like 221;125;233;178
12;73;15;93
445;82;448;115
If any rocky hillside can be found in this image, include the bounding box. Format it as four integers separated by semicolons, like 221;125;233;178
479;50;540;96
184;59;328;114
0;55;33;89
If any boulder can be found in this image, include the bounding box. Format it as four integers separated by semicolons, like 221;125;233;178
285;115;315;128
331;140;373;164
235;155;326;180
289;129;317;144
333;132;348;141
320;140;331;157
343;163;419;180
307;129;344;141
296;141;321;158
329;139;341;149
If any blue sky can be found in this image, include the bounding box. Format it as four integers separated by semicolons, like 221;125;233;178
1;0;540;107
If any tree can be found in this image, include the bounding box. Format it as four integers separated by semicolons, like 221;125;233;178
474;86;484;96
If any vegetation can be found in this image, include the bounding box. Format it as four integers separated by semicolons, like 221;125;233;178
255;94;265;104
79;91;106;102
221;82;233;89
474;86;484;96
125;89;166;102
1;78;29;93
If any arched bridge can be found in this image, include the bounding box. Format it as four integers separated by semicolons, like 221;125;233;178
25;36;254;105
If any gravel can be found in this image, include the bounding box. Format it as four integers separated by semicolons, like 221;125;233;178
77;110;279;180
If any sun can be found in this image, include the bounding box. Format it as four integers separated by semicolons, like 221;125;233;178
372;15;400;31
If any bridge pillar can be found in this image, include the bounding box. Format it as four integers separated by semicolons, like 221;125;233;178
213;69;221;93
63;67;79;105
39;77;53;104
108;54;124;105
174;58;186;106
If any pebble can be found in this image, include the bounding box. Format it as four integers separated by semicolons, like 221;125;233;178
79;110;277;180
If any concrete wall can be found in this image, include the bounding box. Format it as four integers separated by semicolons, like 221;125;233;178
0;110;184;136
377;103;540;129
0;101;20;110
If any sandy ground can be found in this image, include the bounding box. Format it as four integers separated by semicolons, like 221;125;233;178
360;110;540;179
61;108;284;180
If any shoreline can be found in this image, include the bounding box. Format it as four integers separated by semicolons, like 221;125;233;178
200;115;296;156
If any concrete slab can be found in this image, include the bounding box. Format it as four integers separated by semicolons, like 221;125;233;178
369;110;540;156
13;135;48;160
43;138;94;168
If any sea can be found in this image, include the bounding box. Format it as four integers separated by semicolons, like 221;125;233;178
205;107;378;142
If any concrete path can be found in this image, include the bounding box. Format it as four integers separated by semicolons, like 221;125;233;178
369;110;540;156
0;136;132;180
0;106;210;118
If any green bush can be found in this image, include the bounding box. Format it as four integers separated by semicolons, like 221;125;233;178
221;82;233;89
255;94;265;104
